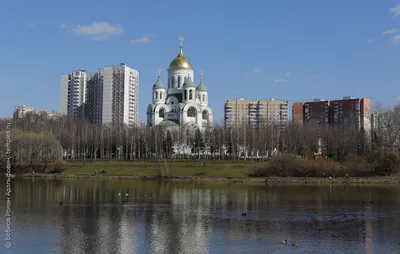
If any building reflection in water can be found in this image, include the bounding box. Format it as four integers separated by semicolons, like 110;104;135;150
364;204;373;254
1;178;400;254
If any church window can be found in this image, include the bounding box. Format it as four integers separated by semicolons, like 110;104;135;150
178;77;181;88
187;107;196;117
159;108;165;118
160;92;163;100
202;110;208;120
186;129;190;144
202;94;205;102
189;90;193;100
184;90;188;100
172;77;175;87
156;91;158;100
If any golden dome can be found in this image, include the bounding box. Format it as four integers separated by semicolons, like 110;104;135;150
168;47;193;70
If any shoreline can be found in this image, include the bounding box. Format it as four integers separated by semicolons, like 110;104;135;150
18;173;400;185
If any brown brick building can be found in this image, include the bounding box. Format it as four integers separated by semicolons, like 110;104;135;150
292;97;372;131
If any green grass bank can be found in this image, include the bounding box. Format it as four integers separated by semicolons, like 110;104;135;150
19;159;400;185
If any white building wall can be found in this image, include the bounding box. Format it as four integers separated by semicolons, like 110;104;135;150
101;67;113;124
167;69;194;93
123;66;130;125
59;70;87;118
60;75;69;115
129;68;139;126
100;65;139;126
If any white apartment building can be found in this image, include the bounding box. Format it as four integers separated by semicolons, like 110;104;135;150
100;64;139;126
60;64;139;126
60;70;87;118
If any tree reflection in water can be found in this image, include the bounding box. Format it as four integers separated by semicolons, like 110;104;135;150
1;178;400;254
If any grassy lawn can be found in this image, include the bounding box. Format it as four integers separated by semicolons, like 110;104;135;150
64;159;268;178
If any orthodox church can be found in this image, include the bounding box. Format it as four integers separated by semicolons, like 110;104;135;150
147;36;213;133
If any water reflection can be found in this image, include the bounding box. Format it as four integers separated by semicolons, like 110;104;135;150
1;178;400;253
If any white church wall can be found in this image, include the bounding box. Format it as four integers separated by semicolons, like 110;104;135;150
168;69;194;90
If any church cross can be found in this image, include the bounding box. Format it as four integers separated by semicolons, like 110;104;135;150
200;71;204;82
178;35;185;47
157;67;162;77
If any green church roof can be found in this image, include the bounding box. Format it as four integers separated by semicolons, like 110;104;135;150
153;76;165;89
183;77;195;88
158;119;179;126
196;80;208;91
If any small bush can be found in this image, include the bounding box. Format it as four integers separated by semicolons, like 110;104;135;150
344;156;374;177
250;154;376;177
368;149;400;176
48;159;67;173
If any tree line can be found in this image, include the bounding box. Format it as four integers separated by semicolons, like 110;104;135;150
1;103;400;171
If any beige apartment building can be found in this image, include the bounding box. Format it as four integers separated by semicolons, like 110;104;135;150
224;98;289;128
13;105;61;119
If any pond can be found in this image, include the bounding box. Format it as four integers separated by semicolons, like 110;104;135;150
1;178;400;253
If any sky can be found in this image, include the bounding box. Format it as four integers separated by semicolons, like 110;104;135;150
1;0;400;122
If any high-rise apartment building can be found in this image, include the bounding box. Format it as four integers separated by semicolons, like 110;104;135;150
60;70;87;118
60;64;139;126
292;102;305;127
292;96;372;131
100;64;139;126
224;98;289;128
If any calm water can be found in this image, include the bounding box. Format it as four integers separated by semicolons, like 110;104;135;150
1;178;400;254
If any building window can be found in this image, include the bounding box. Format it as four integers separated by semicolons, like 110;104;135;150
187;107;196;117
160;92;162;100
172;77;175;87
202;110;208;120
189;90;193;100
202;94;205;102
159;108;165;118
184;90;188;100
178;77;181;88
156;91;158;100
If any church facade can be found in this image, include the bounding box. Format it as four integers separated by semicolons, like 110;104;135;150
147;37;213;133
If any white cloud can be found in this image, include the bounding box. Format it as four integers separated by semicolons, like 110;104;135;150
390;4;400;16
392;35;400;44
252;67;263;73
396;96;400;102
311;74;320;78
58;24;71;29
280;72;291;77
367;38;376;43
382;28;400;34
131;36;151;44
72;22;123;40
26;23;34;27
273;78;288;83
